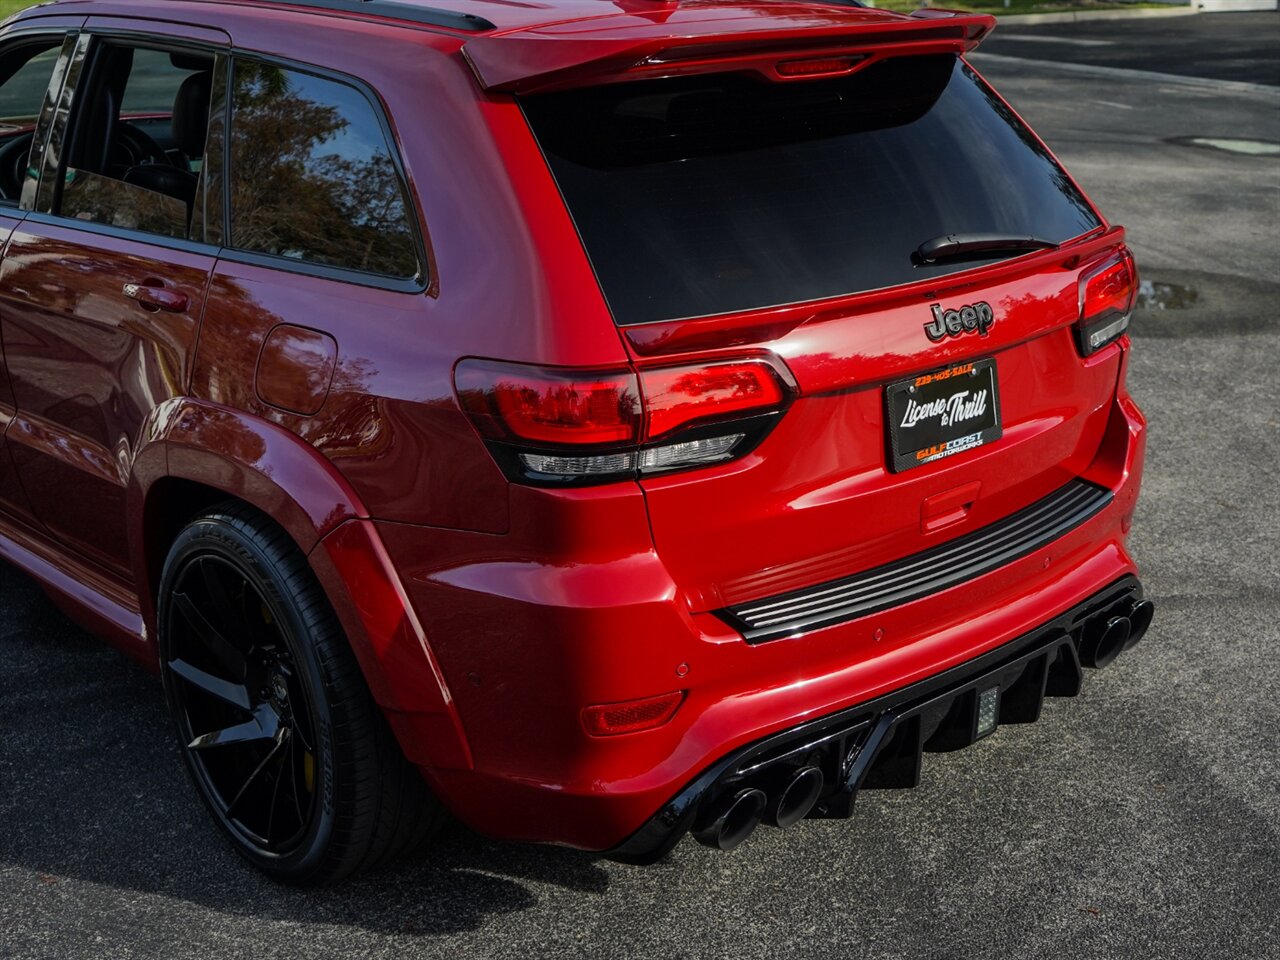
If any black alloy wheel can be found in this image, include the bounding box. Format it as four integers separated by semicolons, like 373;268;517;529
165;552;319;857
158;502;442;885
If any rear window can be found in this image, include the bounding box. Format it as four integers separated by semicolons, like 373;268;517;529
521;55;1101;326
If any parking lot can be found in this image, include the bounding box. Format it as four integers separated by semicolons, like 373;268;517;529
2;11;1278;960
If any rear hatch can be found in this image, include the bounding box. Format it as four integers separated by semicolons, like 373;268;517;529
509;11;1128;627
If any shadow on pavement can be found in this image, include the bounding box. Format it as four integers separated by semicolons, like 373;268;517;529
0;563;609;937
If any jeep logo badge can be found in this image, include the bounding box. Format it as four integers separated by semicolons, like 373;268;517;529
924;301;995;342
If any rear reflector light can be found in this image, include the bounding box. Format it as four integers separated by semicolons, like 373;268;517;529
455;356;793;484
582;691;684;736
1077;247;1137;355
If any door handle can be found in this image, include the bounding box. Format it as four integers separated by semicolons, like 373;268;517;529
123;279;189;313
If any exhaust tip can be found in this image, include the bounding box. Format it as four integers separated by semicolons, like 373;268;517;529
765;766;825;829
692;788;767;852
1080;615;1131;669
1126;599;1155;650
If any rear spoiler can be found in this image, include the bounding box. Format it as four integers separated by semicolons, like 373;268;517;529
464;10;996;94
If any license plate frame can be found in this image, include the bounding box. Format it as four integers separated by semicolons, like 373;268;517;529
885;358;1002;473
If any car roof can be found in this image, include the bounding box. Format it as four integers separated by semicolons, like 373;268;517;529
14;0;920;37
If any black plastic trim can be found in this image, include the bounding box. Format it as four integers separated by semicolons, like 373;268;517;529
242;0;496;33
717;478;1114;643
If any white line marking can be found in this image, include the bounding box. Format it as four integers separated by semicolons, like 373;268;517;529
1189;137;1280;156
969;53;1280;100
997;35;1115;47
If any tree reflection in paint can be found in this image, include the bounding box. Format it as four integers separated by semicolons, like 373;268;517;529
228;62;419;280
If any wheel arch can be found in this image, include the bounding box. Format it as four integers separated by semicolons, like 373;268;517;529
129;398;472;773
128;397;369;623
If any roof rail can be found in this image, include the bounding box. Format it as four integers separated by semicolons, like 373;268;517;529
255;0;496;33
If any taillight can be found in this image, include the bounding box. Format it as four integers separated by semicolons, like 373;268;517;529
454;356;794;484
641;360;787;440
1077;247;1137;356
453;361;641;445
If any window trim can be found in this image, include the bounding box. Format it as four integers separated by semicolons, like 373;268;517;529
33;29;229;255
23;207;221;257
221;51;430;293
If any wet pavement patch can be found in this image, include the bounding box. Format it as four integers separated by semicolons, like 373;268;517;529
1137;280;1199;312
1167;137;1280;157
1129;270;1279;338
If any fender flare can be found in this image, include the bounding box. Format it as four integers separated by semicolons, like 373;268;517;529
128;398;471;771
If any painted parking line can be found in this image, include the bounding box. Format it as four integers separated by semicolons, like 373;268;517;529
997;35;1115;47
970;52;1280;100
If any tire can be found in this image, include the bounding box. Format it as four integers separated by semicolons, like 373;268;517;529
156;501;443;885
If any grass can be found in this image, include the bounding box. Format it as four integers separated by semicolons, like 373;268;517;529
0;0;34;20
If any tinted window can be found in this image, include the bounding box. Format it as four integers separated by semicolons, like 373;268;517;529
0;43;61;124
0;39;66;206
522;56;1102;326
227;61;419;280
57;43;216;241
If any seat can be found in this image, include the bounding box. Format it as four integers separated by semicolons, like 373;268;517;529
122;69;211;209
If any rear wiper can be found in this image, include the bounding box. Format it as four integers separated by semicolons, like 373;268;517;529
915;233;1057;265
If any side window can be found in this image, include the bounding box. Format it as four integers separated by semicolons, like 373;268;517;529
53;40;221;241
0;37;68;207
227;60;420;281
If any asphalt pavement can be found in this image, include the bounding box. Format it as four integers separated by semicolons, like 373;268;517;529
2;11;1279;960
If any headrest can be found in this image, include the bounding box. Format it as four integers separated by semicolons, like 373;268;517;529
172;70;213;158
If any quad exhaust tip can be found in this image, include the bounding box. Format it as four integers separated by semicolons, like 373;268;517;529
693;767;826;851
765;766;825;830
1127;599;1155;649
1080;597;1156;669
1081;615;1130;669
692;788;767;852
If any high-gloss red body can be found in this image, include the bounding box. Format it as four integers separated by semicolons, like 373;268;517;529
0;0;1146;851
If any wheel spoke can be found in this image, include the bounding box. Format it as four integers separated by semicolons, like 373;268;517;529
287;732;305;827
197;557;234;614
188;705;279;750
169;658;251;711
224;726;290;820
173;589;247;679
266;736;288;845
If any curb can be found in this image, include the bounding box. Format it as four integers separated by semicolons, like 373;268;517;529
991;6;1198;24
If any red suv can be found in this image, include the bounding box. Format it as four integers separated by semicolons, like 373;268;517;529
0;0;1152;883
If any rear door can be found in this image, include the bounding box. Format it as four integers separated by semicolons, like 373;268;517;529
0;23;81;528
520;53;1125;615
0;19;228;573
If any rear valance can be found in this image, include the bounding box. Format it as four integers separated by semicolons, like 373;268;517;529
463;9;996;94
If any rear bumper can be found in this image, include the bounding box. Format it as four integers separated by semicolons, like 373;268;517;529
356;383;1146;852
610;574;1149;862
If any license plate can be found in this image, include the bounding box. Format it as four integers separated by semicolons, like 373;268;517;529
885;358;1002;472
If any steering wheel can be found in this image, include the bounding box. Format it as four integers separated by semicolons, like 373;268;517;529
0;131;37;201
110;120;172;173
